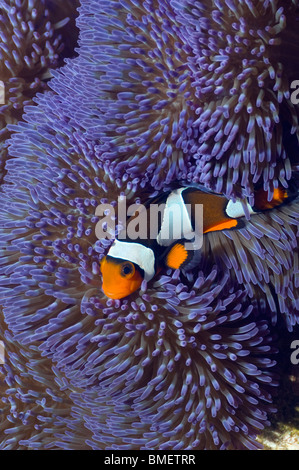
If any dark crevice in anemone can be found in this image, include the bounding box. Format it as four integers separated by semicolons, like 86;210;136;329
44;0;81;65
280;115;299;169
260;319;299;444
278;0;299;80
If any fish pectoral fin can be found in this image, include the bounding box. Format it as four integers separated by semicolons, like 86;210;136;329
165;239;202;271
165;241;190;270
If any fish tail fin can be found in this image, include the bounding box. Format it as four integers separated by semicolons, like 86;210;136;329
253;180;298;212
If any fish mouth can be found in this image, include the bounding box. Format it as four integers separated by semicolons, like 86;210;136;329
102;286;129;300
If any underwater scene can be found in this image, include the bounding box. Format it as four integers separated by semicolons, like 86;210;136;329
0;0;298;452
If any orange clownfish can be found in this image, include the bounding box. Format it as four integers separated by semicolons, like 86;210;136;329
100;183;297;299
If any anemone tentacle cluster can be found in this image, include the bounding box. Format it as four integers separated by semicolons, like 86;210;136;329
0;0;298;451
0;0;80;183
172;0;299;197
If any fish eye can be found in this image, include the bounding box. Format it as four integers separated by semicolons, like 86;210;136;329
121;262;135;277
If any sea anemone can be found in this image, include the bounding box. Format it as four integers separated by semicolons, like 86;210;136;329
48;0;299;198
199;199;299;331
0;84;278;449
0;0;298;451
0;185;278;450
0;0;80;183
171;0;299;197
64;268;277;451
48;0;200;189
0;312;74;450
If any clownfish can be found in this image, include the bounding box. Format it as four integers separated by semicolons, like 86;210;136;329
100;183;297;299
